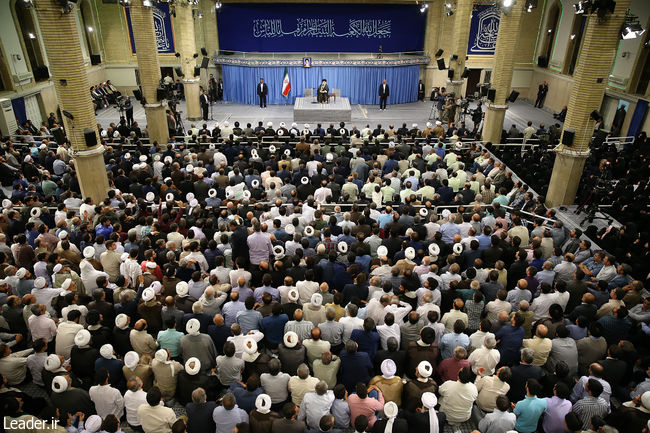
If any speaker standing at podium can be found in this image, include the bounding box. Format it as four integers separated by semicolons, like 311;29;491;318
257;78;268;108
378;79;389;110
200;90;209;121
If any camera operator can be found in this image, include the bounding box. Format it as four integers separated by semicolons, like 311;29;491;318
123;96;134;127
472;100;483;133
442;95;456;124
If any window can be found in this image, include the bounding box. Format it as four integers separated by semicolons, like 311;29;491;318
628;28;650;95
14;0;47;80
563;15;587;75
539;1;561;68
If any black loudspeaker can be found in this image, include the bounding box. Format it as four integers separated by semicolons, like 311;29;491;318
174;67;184;78
435;49;444;57
132;88;142;101
461;68;469;78
562;129;575;147
480;84;489;97
194;66;201;77
538;56;548;68
437;58;446;70
201;47;208;56
51;127;65;145
447;69;455;79
83;128;97;147
201;57;209;69
508;90;520;103
487;88;496;102
451;54;458;61
157;88;167;101
90;54;101;65
590;110;601;121
33;66;49;81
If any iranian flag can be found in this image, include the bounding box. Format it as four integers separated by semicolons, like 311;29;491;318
281;67;291;97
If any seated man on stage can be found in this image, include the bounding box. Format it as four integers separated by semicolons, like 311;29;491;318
317;79;329;103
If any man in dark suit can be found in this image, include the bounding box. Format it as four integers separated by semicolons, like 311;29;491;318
418;79;425;101
535;81;548;108
378;79;389;110
200;90;209;121
257;78;268;108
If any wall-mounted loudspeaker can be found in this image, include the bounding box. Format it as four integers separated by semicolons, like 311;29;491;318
201;47;208;56
84;128;97;148
447;69;455;80
590;110;601;121
132;89;142;101
156;88;166;101
174;67;184;78
487;88;496;102
435;49;444;57
461;68;469;78
194;67;201;77
437;58;446;70
562;129;575;147
201;57;209;69
508;90;520;103
537;56;548;68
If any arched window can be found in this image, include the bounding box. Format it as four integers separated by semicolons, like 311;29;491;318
13;0;47;80
540;1;561;67
563;14;587;75
79;0;100;58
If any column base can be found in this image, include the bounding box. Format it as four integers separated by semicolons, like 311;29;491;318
73;145;110;203
144;104;169;146
446;79;465;96
546;149;589;208
183;80;202;121
482;103;508;144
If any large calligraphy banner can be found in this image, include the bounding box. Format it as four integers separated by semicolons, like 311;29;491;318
467;5;500;56
124;2;175;54
217;3;426;53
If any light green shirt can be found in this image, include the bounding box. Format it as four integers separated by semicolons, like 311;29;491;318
156;329;183;357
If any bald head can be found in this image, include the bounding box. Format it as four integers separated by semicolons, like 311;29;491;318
536;324;548;338
213;314;224;326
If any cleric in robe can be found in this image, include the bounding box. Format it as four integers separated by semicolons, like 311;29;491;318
317;79;329;103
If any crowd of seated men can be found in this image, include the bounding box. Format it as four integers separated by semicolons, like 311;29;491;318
91;81;121;113
1;116;649;433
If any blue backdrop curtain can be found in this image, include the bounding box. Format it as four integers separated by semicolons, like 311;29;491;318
11;97;26;126
627;99;648;138
222;65;420;105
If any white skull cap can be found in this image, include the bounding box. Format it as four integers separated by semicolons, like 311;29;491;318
284;331;298;348
84;415;102;433
311;293;323;307
243;337;258;354
255;394;272;414
100;344;115;359
53;263;63;273
33;277;46;289
176;281;189;297
45;354;62;372
267;121;273;127
155;349;168;363
376;246;388;257
142;288;155;302
145;192;155;202
15;268;27;279
405;247;416;260
186;318;201;335
186;164;194;173
2;199;11;209
74;329;91;347
139;155;147;162
115;313;129;329
417;360;433;378
58;231;68;240
83;246;95;258
124;351;139;369
185;357;201;375
51;375;69;393
384;401;399;418
61;278;72;291
381;359;397;379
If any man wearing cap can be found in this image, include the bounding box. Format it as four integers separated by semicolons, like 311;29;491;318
179;318;217;370
151;348;183;400
70;329;99;389
177;358;217;405
51;374;95;419
403;364;438;412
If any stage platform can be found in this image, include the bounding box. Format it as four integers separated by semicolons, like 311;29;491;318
293;97;352;122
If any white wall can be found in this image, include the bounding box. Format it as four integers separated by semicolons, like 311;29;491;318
0;1;29;76
104;66;138;88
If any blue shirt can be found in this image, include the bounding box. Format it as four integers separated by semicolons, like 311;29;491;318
439;332;470;359
331;398;351;428
440;222;460;244
495;325;525;366
228;381;265;412
349;329;380;360
212;404;248;433
253;286;280;303
514;396;547;433
236;309;263;334
261;314;289;345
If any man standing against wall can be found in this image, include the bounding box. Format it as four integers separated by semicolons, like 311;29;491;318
379;79;390;110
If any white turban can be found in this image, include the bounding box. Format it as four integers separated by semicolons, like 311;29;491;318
381;359;396;380
51;375;69;393
84;415;102;433
255;394;272;414
100;344;115;359
421;392;439;433
124;351;139;370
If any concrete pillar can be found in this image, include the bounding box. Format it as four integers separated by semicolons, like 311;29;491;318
34;0;109;203
174;2;201;121
200;0;219;76
546;0;630;207
481;1;526;144
129;0;169;145
446;0;473;96
423;0;444;92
